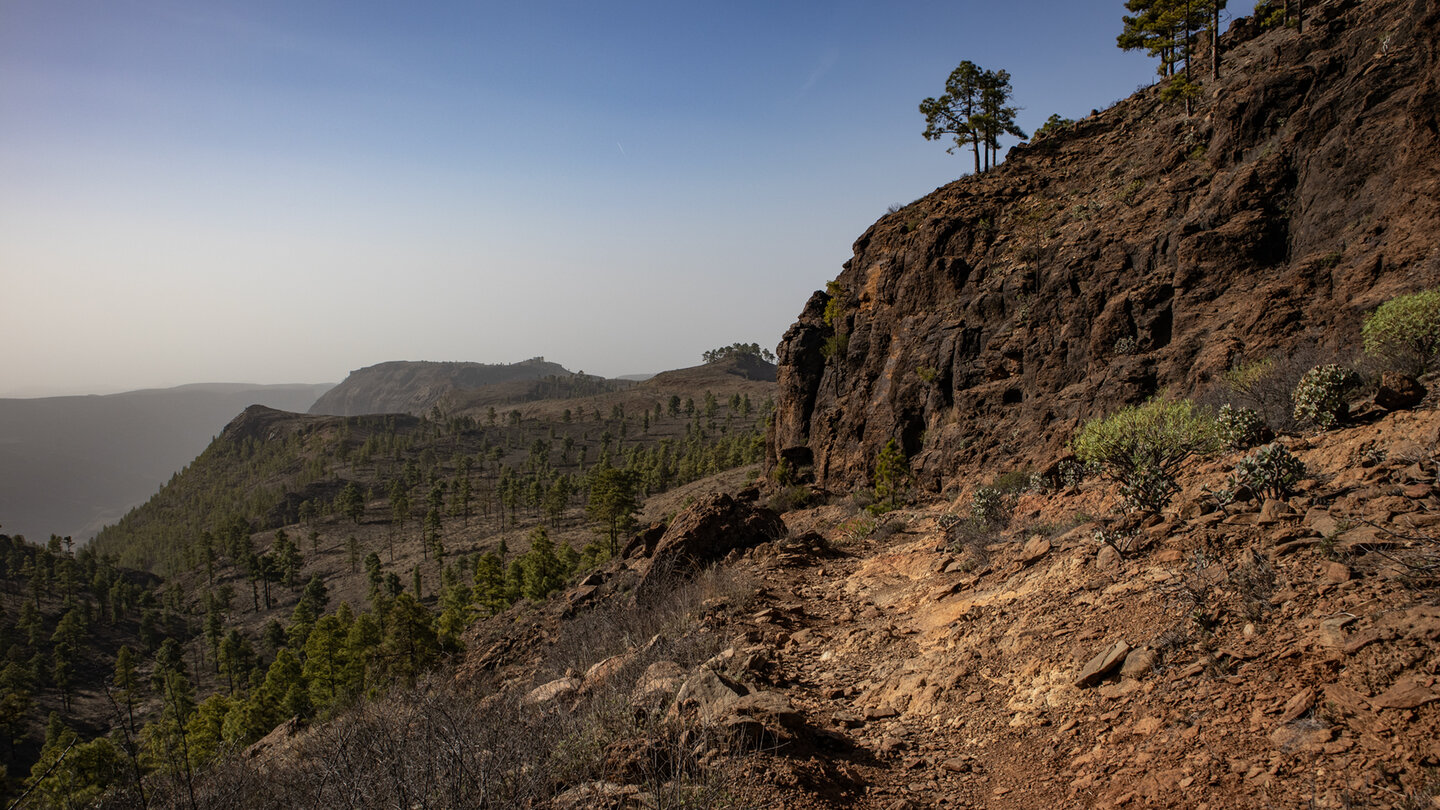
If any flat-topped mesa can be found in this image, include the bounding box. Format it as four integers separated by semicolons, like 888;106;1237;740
309;358;571;416
771;0;1440;493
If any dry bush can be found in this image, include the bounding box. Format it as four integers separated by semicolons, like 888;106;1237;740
142;565;761;810
540;563;756;682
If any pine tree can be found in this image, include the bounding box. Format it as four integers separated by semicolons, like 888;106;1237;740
921;61;1025;172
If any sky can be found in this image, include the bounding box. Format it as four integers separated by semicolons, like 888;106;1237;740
0;1;1258;397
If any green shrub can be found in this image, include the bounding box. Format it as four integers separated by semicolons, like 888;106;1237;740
1362;287;1440;376
989;470;1034;494
1217;404;1272;450
1072;399;1222;512
869;439;909;514
823;280;848;327
1292;364;1360;430
1229;443;1306;500
969;486;1010;527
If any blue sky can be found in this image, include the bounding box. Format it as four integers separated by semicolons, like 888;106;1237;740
1;1;1258;395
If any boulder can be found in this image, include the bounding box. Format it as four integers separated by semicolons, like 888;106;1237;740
523;676;580;708
636;494;786;599
581;653;631;693
1020;535;1052;565
669;667;749;723
1375;372;1426;411
1076;640;1131;687
631;660;687;712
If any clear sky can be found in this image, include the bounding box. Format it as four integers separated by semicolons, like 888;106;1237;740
0;1;1258;396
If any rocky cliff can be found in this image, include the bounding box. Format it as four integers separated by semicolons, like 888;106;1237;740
772;0;1440;492
309;358;570;416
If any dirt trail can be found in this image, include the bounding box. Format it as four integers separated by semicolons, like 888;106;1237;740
716;408;1440;808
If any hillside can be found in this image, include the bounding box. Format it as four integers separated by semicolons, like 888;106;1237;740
771;0;1440;491
17;0;1440;806
0;382;333;541
308;358;573;416
91;359;775;578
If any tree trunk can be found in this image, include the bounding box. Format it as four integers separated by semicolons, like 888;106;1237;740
1212;6;1221;80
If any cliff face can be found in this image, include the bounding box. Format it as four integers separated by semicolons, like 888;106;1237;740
772;0;1440;492
309;358;570;416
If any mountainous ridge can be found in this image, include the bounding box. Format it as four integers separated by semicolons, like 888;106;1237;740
309;358;572;416
0;382;333;541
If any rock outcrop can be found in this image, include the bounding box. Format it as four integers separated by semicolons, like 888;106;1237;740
771;0;1440;492
636;493;786;599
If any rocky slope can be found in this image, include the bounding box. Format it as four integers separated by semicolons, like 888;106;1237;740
309;357;570;416
433;400;1438;809
771;0;1440;492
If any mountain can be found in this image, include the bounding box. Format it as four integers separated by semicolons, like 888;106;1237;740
771;0;1440;491
88;358;776;577
0;382;333;541
308;358;572;416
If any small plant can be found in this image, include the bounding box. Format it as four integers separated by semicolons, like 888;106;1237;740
1026;471;1048;494
1229;443;1306;499
836;514;878;545
916;366;938;384
767;485;813;513
1033;112;1074;140
822;280;848;328
1112;336;1139;356
1093;526;1141;557
1217;404;1273;450
1362;286;1440;376
969;486;1010;527
1207;484;1237;513
1159;74;1203;112
988;469;1034;494
1292;364;1361;430
1118;178;1145;206
1057;458;1094;489
1072;398;1222;512
820;333;849;360
1228;548;1277;623
869;439;909;514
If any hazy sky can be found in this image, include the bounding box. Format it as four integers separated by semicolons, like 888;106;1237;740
1;1;1255;396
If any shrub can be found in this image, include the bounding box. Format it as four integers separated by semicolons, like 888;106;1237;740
1072;399;1222;512
1218;350;1338;434
1229;443;1306;500
1292;364;1360;430
767;485;812;514
1033;113;1074;140
1362;287;1440;376
969;486;1010;527
1057;458;1094;489
869;439;909;514
1217;404;1273;450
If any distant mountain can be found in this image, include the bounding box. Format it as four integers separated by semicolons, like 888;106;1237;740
0;382;333;542
309;358;572;416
